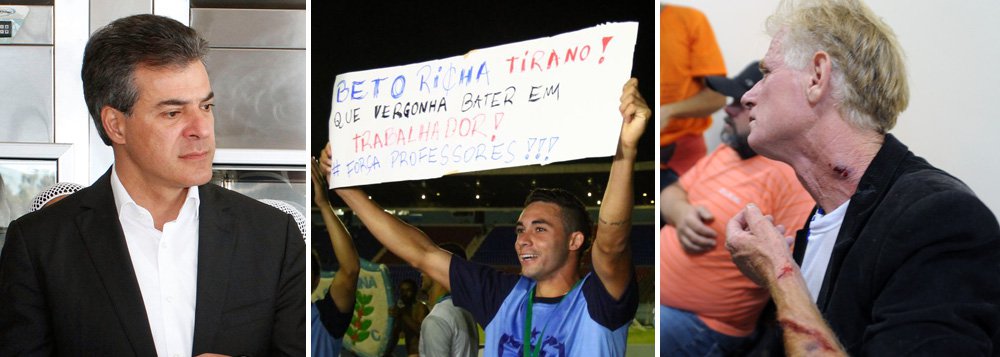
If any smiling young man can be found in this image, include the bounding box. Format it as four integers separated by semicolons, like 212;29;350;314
0;14;304;356
323;78;648;356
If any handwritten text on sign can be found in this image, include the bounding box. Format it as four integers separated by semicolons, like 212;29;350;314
328;22;638;188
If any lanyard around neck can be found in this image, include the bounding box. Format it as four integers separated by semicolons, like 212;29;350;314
435;293;451;305
522;280;582;357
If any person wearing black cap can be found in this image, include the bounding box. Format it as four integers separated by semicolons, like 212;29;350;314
660;62;814;356
705;62;765;160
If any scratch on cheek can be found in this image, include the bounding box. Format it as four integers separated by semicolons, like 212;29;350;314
779;318;836;352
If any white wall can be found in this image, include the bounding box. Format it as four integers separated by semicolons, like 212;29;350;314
666;0;1000;219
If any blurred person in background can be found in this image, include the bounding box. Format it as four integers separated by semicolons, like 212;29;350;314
419;243;479;357
660;61;813;356
312;161;361;356
660;4;727;189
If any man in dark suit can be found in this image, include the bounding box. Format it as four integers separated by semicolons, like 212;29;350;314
0;14;305;356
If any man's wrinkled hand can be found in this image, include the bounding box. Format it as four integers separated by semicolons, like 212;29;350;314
725;204;794;288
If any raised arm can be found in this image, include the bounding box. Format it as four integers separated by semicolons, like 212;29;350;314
591;78;650;300
311;159;359;313
321;143;454;291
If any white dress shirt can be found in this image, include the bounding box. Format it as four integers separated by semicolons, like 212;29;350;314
801;200;850;303
112;168;199;357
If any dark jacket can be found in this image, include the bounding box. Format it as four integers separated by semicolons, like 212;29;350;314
751;135;1000;356
0;169;306;356
758;134;1000;356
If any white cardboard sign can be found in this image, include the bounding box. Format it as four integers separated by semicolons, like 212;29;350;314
328;22;638;188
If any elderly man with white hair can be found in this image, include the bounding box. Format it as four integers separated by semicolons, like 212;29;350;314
724;0;1000;355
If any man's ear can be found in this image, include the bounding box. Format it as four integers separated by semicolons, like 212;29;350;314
100;106;127;145
568;231;585;251
806;50;833;104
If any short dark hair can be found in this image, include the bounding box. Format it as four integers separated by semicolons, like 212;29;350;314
399;279;417;289
524;188;593;253
81;14;209;145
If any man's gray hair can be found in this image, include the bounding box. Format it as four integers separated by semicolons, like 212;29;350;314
767;0;909;133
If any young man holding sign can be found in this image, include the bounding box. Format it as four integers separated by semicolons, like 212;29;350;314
320;78;648;356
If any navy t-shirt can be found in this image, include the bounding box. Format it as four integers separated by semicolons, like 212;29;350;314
448;256;638;331
315;292;354;338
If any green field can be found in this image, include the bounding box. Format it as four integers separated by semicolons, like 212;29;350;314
628;324;655;344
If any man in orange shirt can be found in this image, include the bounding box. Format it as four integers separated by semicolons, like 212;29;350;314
660;62;814;356
660;4;727;188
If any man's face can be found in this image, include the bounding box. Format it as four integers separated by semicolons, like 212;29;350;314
515;201;573;282
116;60;215;189
721;101;757;159
742;33;814;158
399;281;417;304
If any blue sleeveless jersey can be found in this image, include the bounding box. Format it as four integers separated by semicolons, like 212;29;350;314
485;273;629;356
449;257;638;357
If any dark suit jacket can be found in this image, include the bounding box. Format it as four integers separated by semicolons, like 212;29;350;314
0;170;306;356
756;134;1000;355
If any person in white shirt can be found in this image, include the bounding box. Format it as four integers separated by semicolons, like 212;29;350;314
418;243;479;357
0;14;305;356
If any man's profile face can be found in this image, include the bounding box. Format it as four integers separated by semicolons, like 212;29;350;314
515;201;573;281
721;101;756;159
118;60;215;189
742;32;813;158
